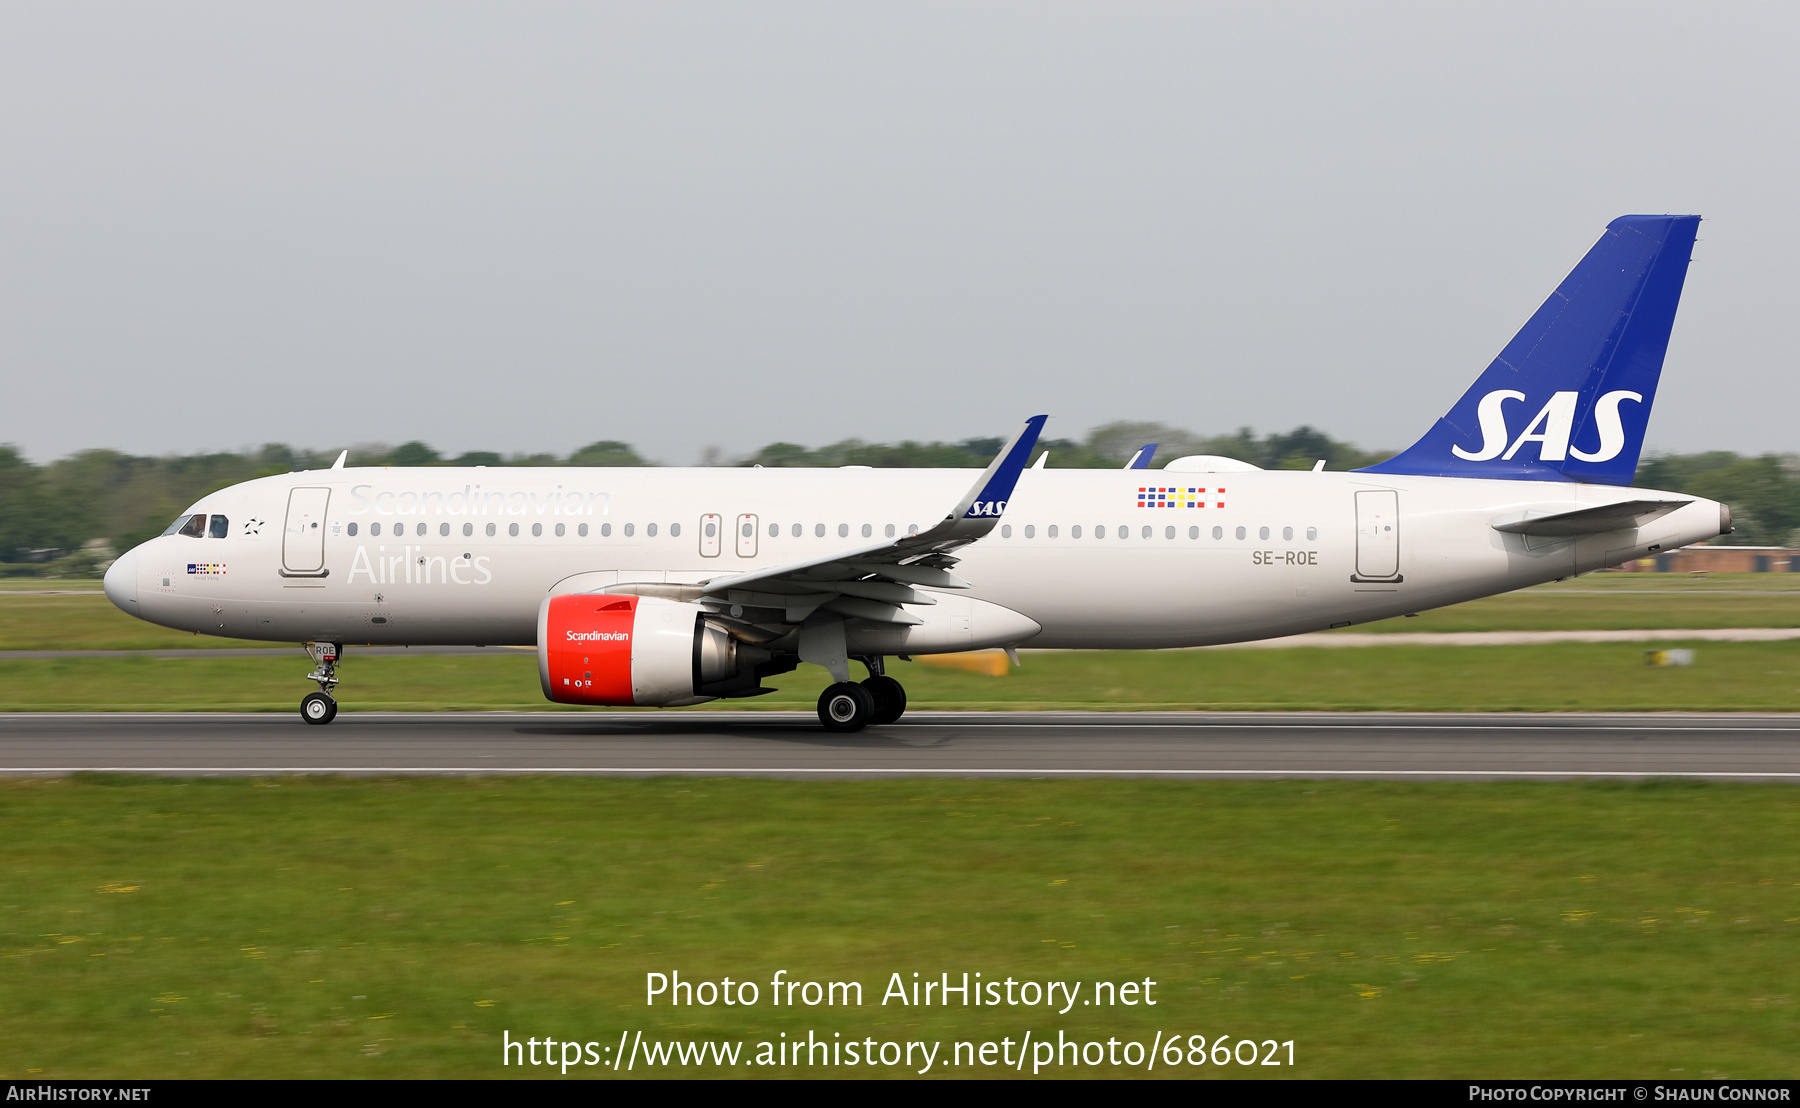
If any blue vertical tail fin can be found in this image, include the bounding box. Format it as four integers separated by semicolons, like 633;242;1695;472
1359;214;1700;485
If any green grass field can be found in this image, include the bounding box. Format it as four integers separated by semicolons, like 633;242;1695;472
0;592;278;650
5;578;1797;1081
2;775;1795;1079
1335;579;1800;633
2;640;1799;713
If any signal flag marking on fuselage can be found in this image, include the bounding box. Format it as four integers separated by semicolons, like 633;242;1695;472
1136;487;1218;509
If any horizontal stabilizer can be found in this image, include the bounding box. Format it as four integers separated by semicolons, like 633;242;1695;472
1492;499;1689;537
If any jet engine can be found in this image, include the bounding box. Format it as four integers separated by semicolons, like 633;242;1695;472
537;594;766;707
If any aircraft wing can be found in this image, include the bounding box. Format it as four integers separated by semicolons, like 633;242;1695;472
668;415;1047;627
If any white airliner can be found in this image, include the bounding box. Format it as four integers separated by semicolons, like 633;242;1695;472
102;215;1729;730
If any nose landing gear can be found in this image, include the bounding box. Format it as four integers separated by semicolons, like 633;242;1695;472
301;642;342;725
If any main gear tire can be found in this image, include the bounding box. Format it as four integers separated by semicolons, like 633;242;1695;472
818;682;876;733
301;691;338;725
862;675;907;725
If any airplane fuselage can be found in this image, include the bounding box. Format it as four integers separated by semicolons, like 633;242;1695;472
104;464;1726;651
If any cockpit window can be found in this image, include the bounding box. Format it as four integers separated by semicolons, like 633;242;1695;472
160;516;187;536
176;514;207;538
209;515;229;538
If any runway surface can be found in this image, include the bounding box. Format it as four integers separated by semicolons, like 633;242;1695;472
3;711;1800;779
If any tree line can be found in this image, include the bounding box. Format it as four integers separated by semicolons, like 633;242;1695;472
3;423;1795;572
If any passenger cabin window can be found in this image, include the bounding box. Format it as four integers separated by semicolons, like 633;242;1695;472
177;514;207;538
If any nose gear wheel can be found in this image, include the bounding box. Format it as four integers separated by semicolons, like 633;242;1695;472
301;690;337;725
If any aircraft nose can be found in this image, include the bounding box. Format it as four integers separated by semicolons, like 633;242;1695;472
103;547;139;612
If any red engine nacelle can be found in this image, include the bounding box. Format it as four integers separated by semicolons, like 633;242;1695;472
537;594;743;707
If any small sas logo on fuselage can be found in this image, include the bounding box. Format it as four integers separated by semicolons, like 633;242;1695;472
1138;487;1225;508
187;563;226;575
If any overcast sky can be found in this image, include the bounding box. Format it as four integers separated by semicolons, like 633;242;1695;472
2;2;1795;465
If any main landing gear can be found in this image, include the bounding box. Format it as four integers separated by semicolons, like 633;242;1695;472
301;642;341;725
816;657;907;733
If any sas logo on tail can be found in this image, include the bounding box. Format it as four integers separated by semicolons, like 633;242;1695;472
1453;390;1642;463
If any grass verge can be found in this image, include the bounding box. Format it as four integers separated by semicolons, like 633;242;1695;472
1;776;1795;1078
4;641;1800;713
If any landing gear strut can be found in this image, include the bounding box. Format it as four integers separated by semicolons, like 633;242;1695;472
815;657;908;732
301;642;341;725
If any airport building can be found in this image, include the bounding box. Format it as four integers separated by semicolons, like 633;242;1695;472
1619;546;1800;573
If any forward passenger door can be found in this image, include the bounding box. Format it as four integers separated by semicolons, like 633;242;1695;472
281;487;330;577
